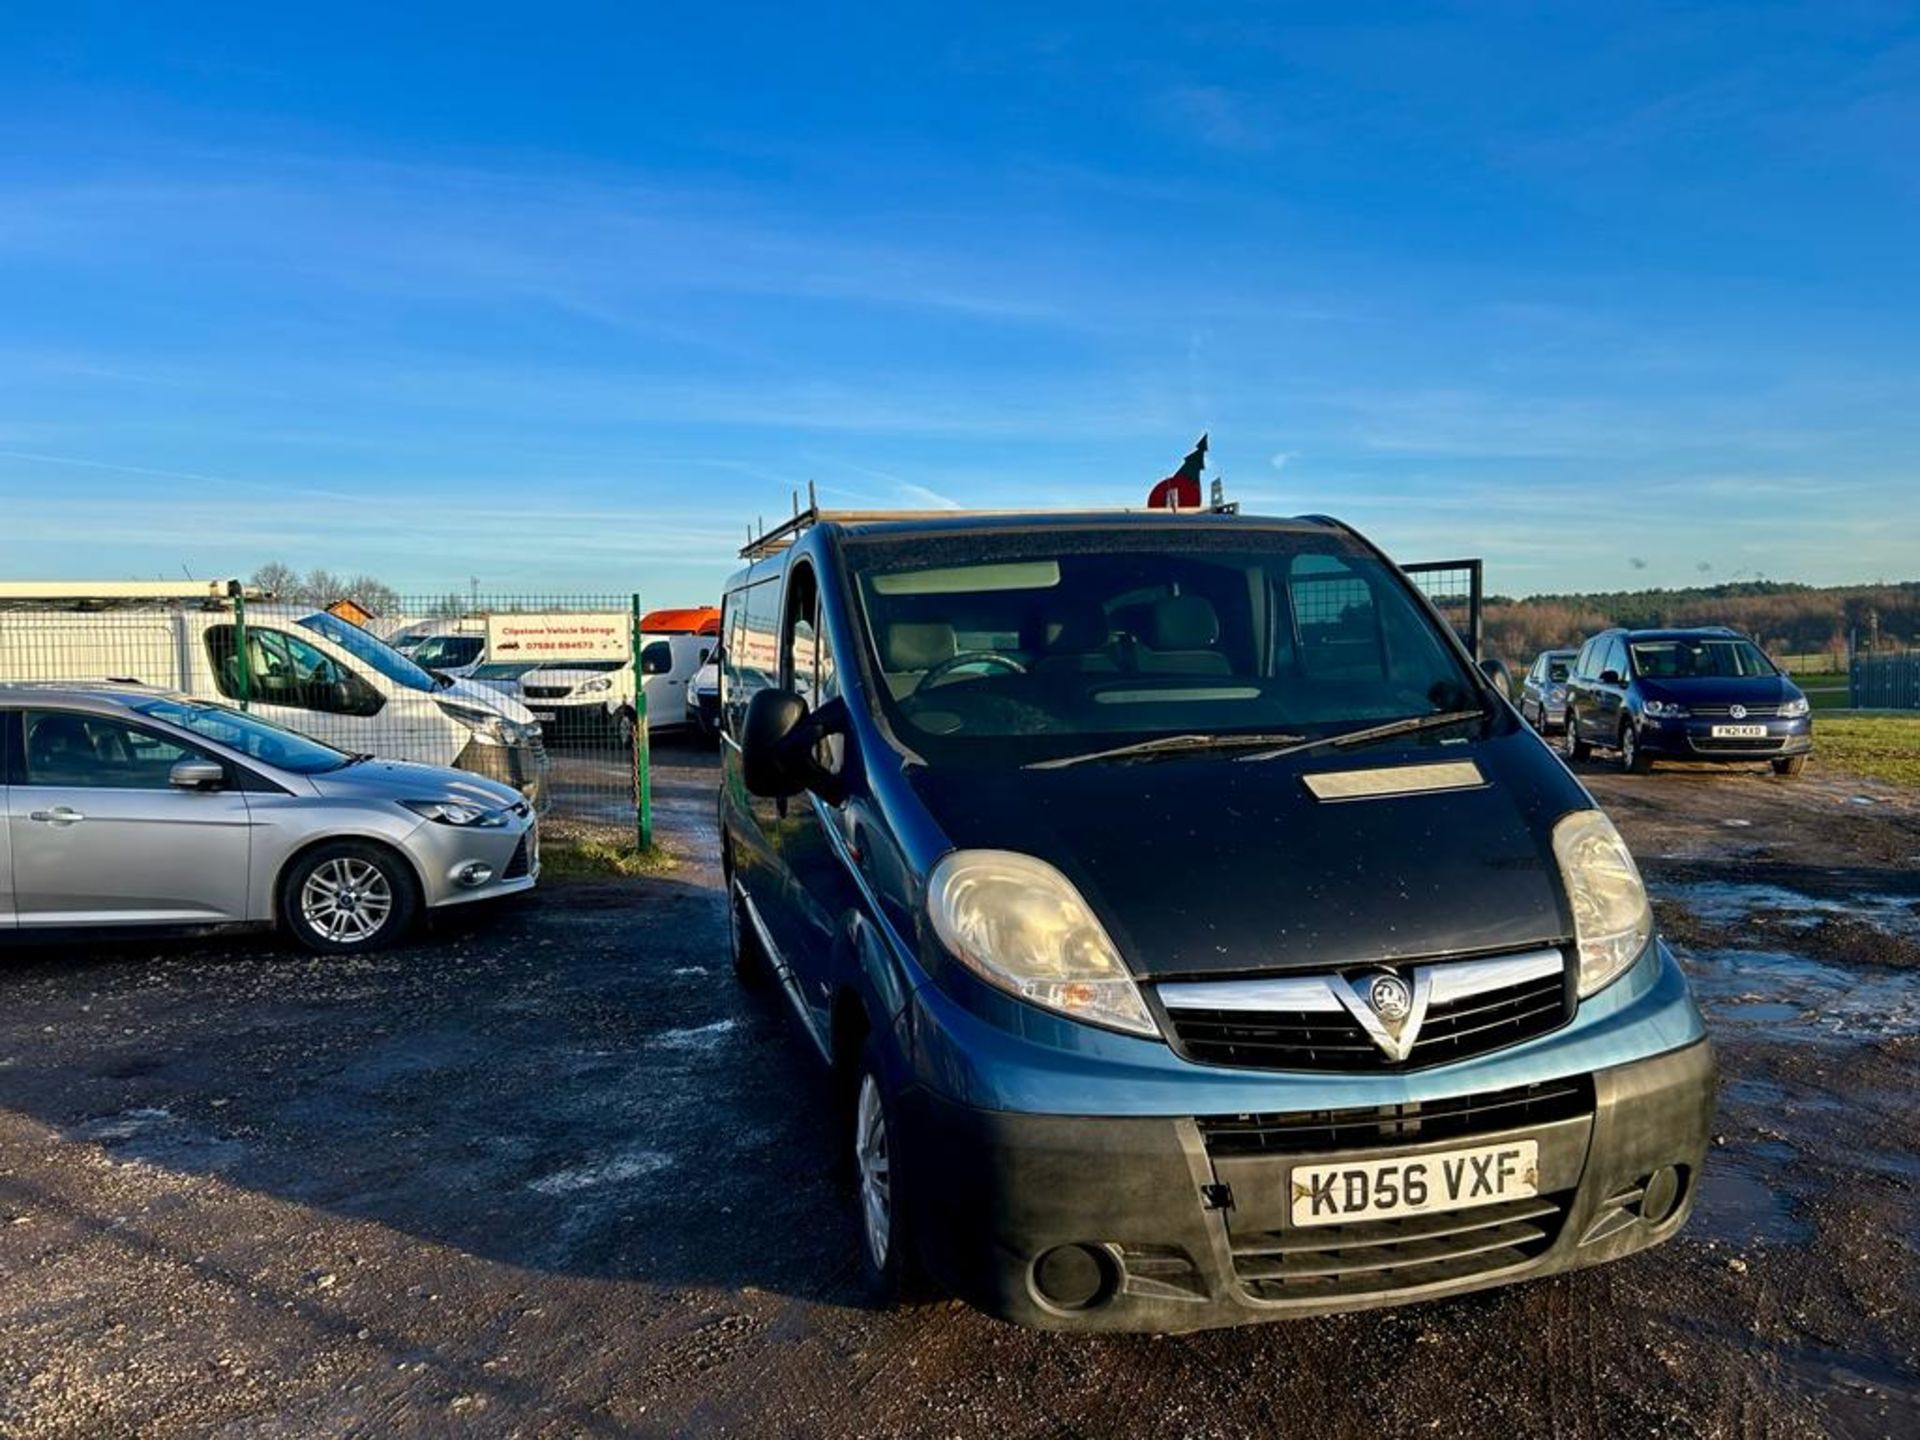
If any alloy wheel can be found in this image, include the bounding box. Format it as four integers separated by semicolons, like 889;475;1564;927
855;1074;892;1270
299;856;394;945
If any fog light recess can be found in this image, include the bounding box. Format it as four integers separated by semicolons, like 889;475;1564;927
1640;1166;1682;1224
452;862;494;888
1032;1244;1116;1311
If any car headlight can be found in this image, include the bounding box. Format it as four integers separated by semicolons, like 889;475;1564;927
1552;809;1652;997
1641;699;1689;719
581;677;613;694
436;700;525;746
927;850;1158;1037
1778;696;1810;718
401;798;509;827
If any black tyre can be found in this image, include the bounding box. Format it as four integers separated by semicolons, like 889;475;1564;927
1563;710;1592;761
852;1035;919;1304
280;841;417;953
1621;723;1653;774
613;706;638;749
1772;754;1808;777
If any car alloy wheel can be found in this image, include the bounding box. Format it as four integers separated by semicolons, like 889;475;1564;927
855;1072;892;1272
1621;726;1636;772
300;856;394;945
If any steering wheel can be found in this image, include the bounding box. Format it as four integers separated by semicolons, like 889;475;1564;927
913;651;1028;695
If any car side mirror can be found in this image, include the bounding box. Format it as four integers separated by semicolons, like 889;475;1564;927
741;688;849;802
169;757;226;790
1599;669;1622;686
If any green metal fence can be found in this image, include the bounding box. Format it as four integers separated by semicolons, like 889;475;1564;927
0;588;699;838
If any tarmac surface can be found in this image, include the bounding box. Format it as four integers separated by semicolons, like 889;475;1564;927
1;735;1917;1438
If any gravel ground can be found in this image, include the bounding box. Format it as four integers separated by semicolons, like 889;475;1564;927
1;737;1917;1438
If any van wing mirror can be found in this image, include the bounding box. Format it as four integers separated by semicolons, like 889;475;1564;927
741;689;849;803
169;757;226;790
1599;668;1623;686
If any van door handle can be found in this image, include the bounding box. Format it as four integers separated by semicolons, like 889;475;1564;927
29;806;85;825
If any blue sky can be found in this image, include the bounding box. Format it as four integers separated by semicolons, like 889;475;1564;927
2;2;1916;603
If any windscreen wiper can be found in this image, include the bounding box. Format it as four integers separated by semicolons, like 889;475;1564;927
1235;709;1487;764
1024;731;1308;771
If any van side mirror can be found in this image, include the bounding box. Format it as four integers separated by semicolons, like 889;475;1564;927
741;688;848;803
169;758;226;790
1599;668;1623;687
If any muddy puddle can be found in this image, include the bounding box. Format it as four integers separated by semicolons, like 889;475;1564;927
1651;880;1920;941
1680;948;1920;1043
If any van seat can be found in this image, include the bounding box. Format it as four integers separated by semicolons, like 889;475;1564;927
884;622;956;698
1134;596;1231;675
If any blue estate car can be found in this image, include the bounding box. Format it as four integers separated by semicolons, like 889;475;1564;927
1562;627;1813;776
717;506;1715;1333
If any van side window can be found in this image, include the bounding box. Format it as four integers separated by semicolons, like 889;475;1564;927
22;710;202;789
639;640;673;676
204;626;384;717
783;565;820;708
723;578;781;740
1574;640;1596;679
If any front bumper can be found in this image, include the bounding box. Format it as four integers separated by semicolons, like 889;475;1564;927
405;813;539;908
900;949;1714;1333
1638;716;1813;761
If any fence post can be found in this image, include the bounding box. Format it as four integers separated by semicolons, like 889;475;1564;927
229;580;251;711
631;593;652;849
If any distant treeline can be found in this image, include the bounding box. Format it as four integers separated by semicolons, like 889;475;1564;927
1482;580;1920;666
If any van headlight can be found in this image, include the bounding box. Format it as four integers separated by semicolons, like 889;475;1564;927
927;850;1158;1038
1551;809;1652;996
1778;696;1810;718
581;677;613;694
436;700;526;746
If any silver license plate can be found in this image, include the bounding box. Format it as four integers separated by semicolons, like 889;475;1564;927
1710;724;1767;738
1290;1140;1540;1227
532;710;557;722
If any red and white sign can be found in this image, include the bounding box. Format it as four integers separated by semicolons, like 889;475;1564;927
486;612;629;663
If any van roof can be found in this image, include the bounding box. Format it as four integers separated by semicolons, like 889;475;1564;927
739;503;1340;561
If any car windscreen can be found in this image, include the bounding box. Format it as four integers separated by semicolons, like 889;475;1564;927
410;635;485;669
846;527;1480;767
1547;660;1572;682
125;695;351;773
1629;637;1777;679
297;611;440;692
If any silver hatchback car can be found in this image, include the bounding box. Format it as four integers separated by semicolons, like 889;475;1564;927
0;685;538;951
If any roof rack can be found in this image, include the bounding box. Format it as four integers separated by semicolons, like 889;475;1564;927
739;479;1242;559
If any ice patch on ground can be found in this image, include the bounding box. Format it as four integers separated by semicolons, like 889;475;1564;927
527;1148;674;1195
654;1019;736;1049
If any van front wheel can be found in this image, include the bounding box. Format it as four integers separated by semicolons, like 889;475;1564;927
281;842;417;953
1772;755;1807;777
853;1041;919;1305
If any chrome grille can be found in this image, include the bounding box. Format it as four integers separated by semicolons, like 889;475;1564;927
1158;950;1573;1073
1689;703;1779;717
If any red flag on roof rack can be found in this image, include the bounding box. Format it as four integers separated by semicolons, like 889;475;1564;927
1147;433;1207;510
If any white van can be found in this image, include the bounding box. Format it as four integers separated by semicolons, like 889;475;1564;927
521;633;713;743
0;584;550;807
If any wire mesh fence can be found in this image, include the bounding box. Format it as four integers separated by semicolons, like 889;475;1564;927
0;586;717;834
1851;650;1920;710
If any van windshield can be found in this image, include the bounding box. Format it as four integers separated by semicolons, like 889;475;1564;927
297;612;442;692
845;527;1483;767
126;695;351;774
410;634;484;669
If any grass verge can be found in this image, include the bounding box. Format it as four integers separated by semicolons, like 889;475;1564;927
1816;714;1920;787
539;832;678;880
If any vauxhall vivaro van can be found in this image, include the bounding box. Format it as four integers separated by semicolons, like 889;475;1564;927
717;506;1714;1333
